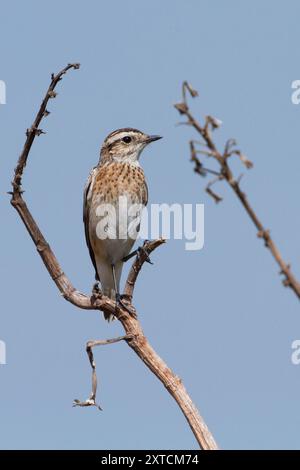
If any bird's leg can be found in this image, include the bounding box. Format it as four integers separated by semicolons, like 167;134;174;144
73;335;134;411
122;242;153;265
111;264;137;318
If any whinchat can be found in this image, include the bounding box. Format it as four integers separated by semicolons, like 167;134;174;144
83;128;162;320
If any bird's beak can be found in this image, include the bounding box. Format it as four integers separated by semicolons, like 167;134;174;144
145;135;163;144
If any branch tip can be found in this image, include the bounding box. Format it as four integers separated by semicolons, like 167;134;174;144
176;81;300;300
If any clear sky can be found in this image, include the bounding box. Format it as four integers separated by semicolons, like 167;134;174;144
1;0;300;450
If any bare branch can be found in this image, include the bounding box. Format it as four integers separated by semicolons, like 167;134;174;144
10;65;218;450
123;239;166;301
10;63;80;196
175;83;300;300
206;175;224;203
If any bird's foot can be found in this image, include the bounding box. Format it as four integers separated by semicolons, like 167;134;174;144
137;244;153;264
122;242;153;265
115;293;137;318
92;282;101;294
91;282;102;305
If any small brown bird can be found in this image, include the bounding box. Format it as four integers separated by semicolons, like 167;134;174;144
83;128;162;320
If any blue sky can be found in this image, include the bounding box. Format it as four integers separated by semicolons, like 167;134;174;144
1;0;300;450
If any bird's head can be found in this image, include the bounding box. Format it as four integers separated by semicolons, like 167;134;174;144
100;128;162;165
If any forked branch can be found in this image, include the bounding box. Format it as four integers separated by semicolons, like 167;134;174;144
10;65;218;450
175;82;300;300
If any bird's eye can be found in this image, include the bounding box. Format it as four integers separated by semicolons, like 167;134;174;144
122;136;132;144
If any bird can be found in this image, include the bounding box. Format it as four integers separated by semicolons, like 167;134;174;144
83;128;162;321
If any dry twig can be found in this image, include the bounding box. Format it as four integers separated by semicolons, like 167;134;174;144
10;65;218;450
175;82;300;299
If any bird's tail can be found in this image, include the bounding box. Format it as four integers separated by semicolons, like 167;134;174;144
96;260;123;321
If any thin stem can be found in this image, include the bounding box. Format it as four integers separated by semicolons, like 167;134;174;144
175;84;300;299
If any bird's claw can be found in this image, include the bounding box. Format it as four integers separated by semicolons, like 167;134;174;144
138;245;153;265
91;283;103;305
122;243;153;265
92;282;101;295
115;294;137;318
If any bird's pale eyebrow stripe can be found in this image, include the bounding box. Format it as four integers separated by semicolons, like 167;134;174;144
104;129;143;147
106;137;124;148
105;127;142;140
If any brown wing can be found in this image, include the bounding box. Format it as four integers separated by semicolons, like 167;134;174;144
142;178;148;207
83;167;99;281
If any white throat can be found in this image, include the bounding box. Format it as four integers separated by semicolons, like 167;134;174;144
113;151;142;166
